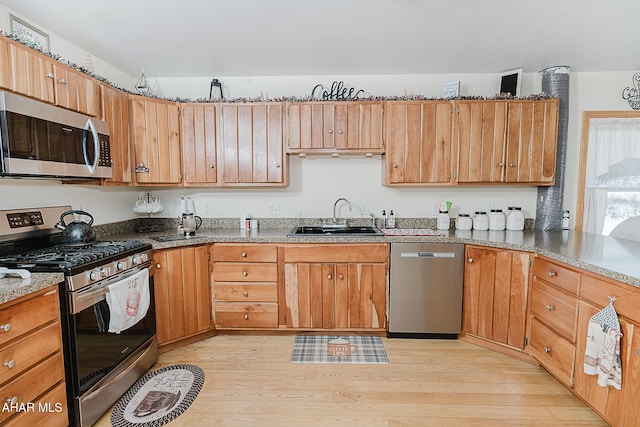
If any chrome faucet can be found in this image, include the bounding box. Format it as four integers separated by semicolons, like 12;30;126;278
332;198;352;224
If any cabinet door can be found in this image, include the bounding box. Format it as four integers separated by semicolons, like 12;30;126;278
153;246;211;345
52;62;78;112
463;246;529;349
385;101;453;184
9;44;55;103
334;102;383;152
284;263;324;328
505;100;558;184
101;84;131;184
182;103;217;184
75;72;99;117
130;96;182;184
456;101;507;183
218;103;285;184
0;37;13;90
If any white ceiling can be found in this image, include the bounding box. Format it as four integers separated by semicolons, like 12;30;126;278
2;0;639;78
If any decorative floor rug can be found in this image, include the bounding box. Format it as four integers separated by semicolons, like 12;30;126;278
111;364;204;427
290;335;389;364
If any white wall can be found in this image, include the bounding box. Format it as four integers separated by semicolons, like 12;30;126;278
0;6;637;227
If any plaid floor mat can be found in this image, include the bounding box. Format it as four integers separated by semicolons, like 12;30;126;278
290;335;389;364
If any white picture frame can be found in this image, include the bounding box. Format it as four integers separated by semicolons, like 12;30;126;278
498;68;522;97
9;14;50;51
442;81;460;98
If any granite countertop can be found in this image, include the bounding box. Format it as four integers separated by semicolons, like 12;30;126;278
2;227;640;306
112;227;640;288
0;272;64;305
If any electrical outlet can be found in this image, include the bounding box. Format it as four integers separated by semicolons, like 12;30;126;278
360;202;369;215
202;201;213;215
269;203;281;215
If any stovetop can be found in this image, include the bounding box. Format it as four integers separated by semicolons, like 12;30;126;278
0;240;149;272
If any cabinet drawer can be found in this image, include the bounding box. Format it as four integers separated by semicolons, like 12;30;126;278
0;288;59;347
529;318;576;388
580;273;640;325
532;257;579;294
0;353;64;423
212;262;278;282
213;283;277;302
5;382;67;427
211;244;278;262
214;302;278;328
0;322;61;385
531;278;579;342
284;244;387;263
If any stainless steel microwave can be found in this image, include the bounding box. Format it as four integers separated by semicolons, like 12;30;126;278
0;91;112;179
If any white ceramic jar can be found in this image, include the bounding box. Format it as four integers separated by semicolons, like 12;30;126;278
489;209;506;231
455;213;472;231
506;207;525;231
473;211;489;231
436;211;450;230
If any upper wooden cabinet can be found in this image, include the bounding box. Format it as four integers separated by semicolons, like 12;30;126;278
129;95;182;185
455;99;559;185
217;102;287;186
383;100;453;185
4;37;98;116
181;103;217;185
101;84;132;184
286;101;383;154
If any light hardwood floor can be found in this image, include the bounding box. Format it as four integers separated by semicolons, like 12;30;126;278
96;335;607;426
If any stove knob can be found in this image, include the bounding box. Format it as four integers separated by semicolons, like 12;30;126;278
132;255;141;265
117;261;127;271
101;267;110;277
90;270;100;281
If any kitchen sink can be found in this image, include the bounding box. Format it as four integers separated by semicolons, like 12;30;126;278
149;234;211;242
288;225;383;236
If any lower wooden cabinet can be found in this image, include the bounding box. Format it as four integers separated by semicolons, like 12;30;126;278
0;286;67;426
153;245;212;345
462;245;530;350
282;244;388;330
211;244;279;328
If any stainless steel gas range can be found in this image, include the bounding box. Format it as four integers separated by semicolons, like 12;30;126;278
0;206;157;426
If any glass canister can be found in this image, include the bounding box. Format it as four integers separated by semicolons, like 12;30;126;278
506;207;525;231
455;213;472;231
489;209;506;231
473;211;489;231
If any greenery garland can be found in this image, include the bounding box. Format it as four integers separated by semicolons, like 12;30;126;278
0;31;556;104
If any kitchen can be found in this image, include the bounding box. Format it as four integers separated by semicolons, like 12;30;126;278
0;1;639;425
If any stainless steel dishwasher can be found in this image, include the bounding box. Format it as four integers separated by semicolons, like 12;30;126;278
388;242;464;338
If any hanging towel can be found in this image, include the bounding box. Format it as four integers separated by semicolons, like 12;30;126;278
583;302;623;390
105;268;150;334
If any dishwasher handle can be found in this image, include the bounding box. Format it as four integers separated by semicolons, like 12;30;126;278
400;252;456;258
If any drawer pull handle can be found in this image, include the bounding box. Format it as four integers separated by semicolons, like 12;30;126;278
242;271;248;277
242;291;248;297
6;396;18;405
547;271;557;278
545;305;554;311
327;274;332;280
0;323;12;332
243;314;249;320
241;252;247;257
543;346;551;353
4;360;16;369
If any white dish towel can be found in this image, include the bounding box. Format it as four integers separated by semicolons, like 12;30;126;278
583;302;623;390
105;268;150;333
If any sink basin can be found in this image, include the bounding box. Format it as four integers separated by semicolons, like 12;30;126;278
149;234;211;242
288;225;383;236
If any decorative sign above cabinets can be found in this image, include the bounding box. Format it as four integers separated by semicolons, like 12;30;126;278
622;73;640;110
311;81;365;101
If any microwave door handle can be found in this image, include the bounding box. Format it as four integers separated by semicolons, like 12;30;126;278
83;118;99;174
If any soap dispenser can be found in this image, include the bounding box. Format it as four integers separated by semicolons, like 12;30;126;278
387;210;396;228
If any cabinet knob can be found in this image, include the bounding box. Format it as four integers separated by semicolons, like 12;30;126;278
636;349;640;357
327;274;332;280
499;162;505;167
338;274;344;280
59;78;67;84
4;360;15;369
243;314;249;320
338;129;344;134
392;163;398;168
209;164;215;168
242;271;248;277
241;252;247;257
274;162;281;168
543;346;551;353
510;163;516;167
45;72;54;79
155;263;161;269
547;271;557;278
545;305;554;311
328;129;334;134
242;291;248;297
0;323;12;332
467;258;473;263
